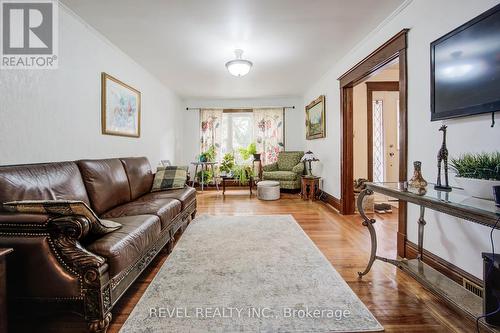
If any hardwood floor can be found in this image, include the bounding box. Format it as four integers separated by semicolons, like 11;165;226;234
107;190;477;332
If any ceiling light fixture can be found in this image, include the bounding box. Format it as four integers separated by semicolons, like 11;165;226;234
225;49;252;77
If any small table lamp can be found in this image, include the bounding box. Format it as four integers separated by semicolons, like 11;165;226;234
301;151;319;177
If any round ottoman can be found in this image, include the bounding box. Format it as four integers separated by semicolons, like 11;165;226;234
257;180;280;201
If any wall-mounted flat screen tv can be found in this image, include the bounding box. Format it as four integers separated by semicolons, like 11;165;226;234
431;4;500;121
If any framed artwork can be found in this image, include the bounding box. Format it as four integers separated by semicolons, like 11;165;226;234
101;72;141;137
305;95;326;140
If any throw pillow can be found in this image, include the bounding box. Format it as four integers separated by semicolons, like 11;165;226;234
152;166;188;191
3;200;121;235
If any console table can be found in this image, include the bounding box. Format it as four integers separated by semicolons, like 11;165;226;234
357;182;500;332
0;248;13;333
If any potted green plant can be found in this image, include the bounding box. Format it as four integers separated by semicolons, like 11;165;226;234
220;152;235;177
199;145;216;162
238;142;259;161
450;152;500;200
248;143;260;161
196;169;213;185
233;165;254;185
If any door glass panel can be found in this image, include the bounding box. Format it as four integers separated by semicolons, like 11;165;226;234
373;100;384;182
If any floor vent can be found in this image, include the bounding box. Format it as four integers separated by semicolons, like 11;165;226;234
463;278;484;298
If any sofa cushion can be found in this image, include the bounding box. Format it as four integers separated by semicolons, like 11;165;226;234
151;166;188;191
277;151;304;171
102;198;181;229
262;170;298;181
0;162;90;211
138;187;196;209
120;157;154;200
86;215;161;278
77;159;131;215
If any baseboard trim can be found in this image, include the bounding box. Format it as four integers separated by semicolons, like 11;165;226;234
405;241;482;288
320;191;341;211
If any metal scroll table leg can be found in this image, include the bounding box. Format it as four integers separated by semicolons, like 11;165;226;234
357;189;377;278
417;206;426;260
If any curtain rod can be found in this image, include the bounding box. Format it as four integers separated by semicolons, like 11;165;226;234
185;106;295;111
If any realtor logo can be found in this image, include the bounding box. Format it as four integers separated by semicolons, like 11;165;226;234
1;0;58;69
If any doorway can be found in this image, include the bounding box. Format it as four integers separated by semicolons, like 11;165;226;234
338;29;408;258
367;81;400;182
353;63;400;206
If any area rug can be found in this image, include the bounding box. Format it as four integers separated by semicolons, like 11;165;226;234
120;215;383;332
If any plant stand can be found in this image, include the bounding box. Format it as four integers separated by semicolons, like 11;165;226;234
190;161;219;192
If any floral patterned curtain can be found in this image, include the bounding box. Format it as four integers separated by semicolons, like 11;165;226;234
253;108;285;165
200;109;223;157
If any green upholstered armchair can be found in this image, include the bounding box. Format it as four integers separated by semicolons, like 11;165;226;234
262;151;305;190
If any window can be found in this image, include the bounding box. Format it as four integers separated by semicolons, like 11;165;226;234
221;112;254;160
200;108;285;164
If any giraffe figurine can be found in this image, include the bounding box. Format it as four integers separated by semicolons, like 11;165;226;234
435;125;452;191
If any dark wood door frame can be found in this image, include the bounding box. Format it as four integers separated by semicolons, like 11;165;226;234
338;29;408;258
366;81;399;182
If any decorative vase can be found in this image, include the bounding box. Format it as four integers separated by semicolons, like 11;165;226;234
253;153;261;161
454;177;500;200
409;161;428;189
199;155;207;162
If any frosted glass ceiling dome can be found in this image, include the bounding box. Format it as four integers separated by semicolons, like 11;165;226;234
225;49;253;77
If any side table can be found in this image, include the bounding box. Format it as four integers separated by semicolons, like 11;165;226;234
0;248;13;333
301;176;321;201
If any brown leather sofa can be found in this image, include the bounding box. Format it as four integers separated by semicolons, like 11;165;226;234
0;157;196;332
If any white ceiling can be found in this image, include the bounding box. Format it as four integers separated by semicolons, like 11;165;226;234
61;0;404;99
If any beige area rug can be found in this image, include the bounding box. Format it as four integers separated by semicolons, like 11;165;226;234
120;214;383;332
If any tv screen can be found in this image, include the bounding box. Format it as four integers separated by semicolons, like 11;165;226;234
431;4;500;121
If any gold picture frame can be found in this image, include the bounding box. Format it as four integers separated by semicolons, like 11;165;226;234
101;72;141;138
305;95;326;140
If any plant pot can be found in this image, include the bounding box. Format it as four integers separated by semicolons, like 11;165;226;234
253;153;261;161
199;155;207;162
454;176;500;200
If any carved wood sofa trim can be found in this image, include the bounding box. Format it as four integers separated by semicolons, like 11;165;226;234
0;200;197;332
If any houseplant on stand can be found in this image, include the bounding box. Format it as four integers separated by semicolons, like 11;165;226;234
197;145;217;186
450;152;500;200
220;152;235;177
199;145;216;163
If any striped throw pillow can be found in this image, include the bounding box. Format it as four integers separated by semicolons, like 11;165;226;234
151;166;188;191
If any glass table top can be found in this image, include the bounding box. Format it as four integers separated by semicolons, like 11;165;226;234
367;182;500;219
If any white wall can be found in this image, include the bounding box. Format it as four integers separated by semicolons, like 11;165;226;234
179;97;305;164
0;4;182;168
303;0;500;278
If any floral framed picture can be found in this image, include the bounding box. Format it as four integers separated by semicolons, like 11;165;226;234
305;95;326;140
101;72;141;138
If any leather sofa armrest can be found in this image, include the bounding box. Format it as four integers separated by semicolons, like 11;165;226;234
0;214;107;314
47;215;106;269
0;213;104;268
0;212;50;225
262;162;278;172
291;162;305;175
